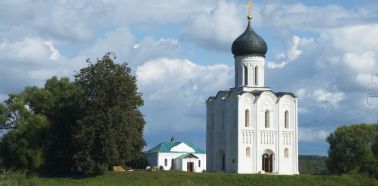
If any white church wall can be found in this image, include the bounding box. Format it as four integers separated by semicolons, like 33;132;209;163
256;92;277;131
206;100;215;172
183;155;206;172
208;92;298;174
234;56;266;87
157;153;181;170
238;93;256;173
213;97;228;172
206;29;299;175
225;95;239;173
155;152;207;172
277;95;299;174
174;158;182;171
199;154;207;172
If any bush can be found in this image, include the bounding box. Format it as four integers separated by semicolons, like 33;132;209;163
125;153;149;169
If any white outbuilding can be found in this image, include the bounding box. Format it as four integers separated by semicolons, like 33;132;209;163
206;2;299;175
145;138;206;173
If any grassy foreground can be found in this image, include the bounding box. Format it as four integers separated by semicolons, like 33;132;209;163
5;171;378;186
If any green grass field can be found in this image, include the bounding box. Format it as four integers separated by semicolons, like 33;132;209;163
5;171;373;186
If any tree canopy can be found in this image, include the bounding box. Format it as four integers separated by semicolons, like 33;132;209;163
73;54;145;174
326;124;378;178
0;53;146;176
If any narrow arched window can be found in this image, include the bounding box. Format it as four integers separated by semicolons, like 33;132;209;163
244;66;248;85
198;160;201;167
164;158;168;166
265;110;270;128
245;109;250;127
284;148;289;158
284;111;289;129
246;147;250;157
254;66;258;86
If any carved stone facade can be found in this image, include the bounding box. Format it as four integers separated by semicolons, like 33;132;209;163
206;17;299;175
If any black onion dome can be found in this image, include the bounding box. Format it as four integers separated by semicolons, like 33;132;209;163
231;21;267;57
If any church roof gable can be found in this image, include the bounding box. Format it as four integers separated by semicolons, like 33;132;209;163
175;153;199;159
170;143;195;153
146;141;205;154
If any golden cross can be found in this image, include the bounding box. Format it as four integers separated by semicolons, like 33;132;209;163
247;0;253;20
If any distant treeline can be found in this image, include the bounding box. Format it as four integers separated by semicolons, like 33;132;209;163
299;155;328;175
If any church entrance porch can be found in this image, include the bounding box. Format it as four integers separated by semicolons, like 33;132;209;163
187;162;194;172
262;153;273;173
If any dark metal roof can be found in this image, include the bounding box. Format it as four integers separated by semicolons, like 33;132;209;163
276;92;297;98
207;89;296;101
215;91;231;100
231;20;267;57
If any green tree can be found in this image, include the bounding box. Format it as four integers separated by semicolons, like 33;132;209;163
0;53;146;176
0;94;49;172
0;77;84;174
73;53;145;174
374;135;378;159
326;124;378;178
39;77;85;174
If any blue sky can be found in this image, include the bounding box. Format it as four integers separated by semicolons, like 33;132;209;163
0;0;377;155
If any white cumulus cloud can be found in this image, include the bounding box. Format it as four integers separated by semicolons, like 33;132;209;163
313;89;345;107
0;37;53;64
267;36;313;69
296;88;306;98
44;41;61;61
182;1;244;51
137;58;232;135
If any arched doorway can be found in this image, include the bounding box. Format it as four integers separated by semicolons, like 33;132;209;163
262;152;274;173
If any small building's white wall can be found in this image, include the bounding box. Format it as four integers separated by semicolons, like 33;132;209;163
180;154;206;173
157;153;182;170
174;158;182;171
148;152;207;172
196;154;207;172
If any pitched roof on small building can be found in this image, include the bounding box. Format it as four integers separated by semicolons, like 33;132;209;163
146;141;205;154
175;153;199;159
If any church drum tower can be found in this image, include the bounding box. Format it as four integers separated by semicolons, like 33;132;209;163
206;1;299;175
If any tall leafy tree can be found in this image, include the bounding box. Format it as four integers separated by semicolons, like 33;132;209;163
0;77;84;173
0;93;49;171
0;53;146;175
39;77;85;174
73;53;145;174
326;124;378;178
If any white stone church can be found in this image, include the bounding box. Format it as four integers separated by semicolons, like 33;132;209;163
206;5;299;175
145;138;206;173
